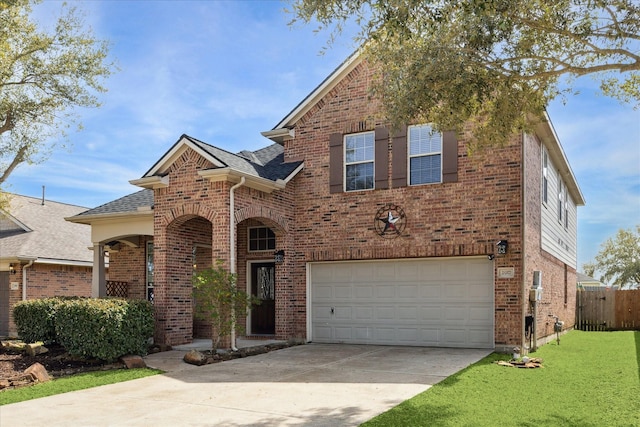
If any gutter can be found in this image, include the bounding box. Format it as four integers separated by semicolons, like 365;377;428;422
229;176;246;351
22;259;35;301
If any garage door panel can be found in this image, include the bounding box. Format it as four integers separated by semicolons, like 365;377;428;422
398;306;418;320
397;284;419;298
376;307;396;320
354;307;374;320
420;306;443;321
376;286;395;298
355;285;374;298
310;258;494;348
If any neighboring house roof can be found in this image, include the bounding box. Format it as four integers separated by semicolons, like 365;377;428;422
130;134;303;193
0;194;93;265
577;272;610;291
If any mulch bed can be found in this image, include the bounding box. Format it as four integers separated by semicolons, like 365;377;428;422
0;342;124;386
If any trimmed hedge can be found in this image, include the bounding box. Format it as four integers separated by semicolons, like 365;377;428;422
13;297;77;344
13;297;154;362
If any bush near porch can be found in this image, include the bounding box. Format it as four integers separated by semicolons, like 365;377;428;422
364;330;640;426
13;298;154;362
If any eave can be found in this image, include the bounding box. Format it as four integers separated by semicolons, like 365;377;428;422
198;168;286;193
65;209;154;226
129;175;169;189
535;112;586;206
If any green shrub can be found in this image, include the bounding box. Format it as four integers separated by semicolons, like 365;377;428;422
13;297;78;344
54;298;154;362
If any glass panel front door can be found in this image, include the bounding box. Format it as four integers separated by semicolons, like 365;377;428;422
251;262;275;335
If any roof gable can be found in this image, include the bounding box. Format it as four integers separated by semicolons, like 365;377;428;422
131;134;303;193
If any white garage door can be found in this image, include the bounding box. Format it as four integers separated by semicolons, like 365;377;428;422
309;257;494;348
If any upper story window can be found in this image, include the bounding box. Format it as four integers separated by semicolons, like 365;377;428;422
542;148;549;205
249;227;275;251
345;131;374;191
557;177;564;225
408;124;442;185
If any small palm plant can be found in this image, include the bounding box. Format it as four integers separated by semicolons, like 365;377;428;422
192;260;260;350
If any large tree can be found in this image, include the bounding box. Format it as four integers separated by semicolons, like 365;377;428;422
0;0;113;189
583;225;640;289
289;0;640;149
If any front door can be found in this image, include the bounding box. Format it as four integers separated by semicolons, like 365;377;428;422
0;272;10;337
251;262;275;335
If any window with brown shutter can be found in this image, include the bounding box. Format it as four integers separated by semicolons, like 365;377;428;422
329;133;343;193
391;126;408;187
374;126;389;190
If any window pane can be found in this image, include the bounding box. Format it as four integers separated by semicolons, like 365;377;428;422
410;155;442;185
346;162;374;191
345;132;374;162
409;125;441;155
249;227;275;252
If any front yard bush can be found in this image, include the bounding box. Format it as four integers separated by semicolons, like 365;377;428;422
13;297;79;344
54;298;154;362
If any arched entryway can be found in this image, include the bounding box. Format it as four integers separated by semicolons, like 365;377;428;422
236;216;288;339
156;214;215;345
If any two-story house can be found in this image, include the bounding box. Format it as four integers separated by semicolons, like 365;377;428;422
68;53;584;352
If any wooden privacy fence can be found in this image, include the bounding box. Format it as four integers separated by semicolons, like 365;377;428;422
576;289;640;331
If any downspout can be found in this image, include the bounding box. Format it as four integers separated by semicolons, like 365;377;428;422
521;132;531;352
229;176;245;351
22;259;35;301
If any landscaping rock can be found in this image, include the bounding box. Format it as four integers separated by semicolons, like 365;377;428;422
183;349;208;366
25;362;51;383
120;355;147;369
25;342;49;356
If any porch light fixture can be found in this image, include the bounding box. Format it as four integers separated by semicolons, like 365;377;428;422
496;240;509;255
9;263;16;275
274;250;285;264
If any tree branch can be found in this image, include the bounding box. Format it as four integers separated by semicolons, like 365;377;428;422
0;144;28;185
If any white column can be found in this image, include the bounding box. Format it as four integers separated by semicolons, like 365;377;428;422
92;243;106;297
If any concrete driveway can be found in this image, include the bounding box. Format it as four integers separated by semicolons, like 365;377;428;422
0;344;491;426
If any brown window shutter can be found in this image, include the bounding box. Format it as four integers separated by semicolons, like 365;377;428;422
329;133;343;193
391;126;407;187
374;126;389;190
442;131;458;183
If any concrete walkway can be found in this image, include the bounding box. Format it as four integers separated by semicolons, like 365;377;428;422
0;343;491;426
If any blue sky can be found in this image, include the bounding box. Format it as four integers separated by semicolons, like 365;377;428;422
5;1;640;271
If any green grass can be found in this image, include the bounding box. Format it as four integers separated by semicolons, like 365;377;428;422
364;331;640;427
0;368;161;406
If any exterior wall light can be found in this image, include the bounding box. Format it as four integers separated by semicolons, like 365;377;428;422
274;250;285;264
9;263;16;275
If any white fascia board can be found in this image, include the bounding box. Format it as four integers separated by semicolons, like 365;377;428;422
535;112;586;206
65;209;153;225
145;137;226;177
129;175;169;189
31;258;93;267
198;168;285;193
282;162;305;184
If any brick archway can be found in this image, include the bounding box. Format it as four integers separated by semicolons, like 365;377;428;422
234;205;289;233
159;203;219;228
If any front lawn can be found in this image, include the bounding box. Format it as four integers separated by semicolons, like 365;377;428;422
364;330;640;426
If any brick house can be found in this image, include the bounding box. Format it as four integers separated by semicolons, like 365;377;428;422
0;194;96;336
68;53;584;352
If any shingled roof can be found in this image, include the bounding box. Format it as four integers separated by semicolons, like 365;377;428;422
148;134;303;182
72;189;154;218
0;194;92;264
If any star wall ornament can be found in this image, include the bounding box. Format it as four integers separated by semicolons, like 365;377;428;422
374;204;407;238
